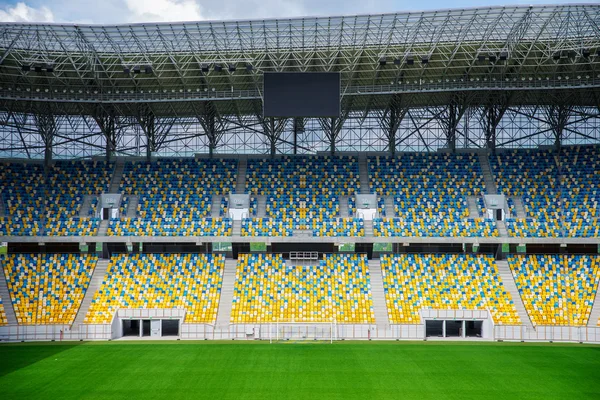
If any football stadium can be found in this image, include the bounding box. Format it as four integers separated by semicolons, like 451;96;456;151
0;3;600;398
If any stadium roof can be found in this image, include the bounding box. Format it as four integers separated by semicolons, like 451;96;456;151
0;4;599;158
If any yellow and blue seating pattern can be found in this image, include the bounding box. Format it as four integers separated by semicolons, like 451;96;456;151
3;254;97;325
313;218;364;237
119;158;236;218
0;163;46;235
508;254;600;326
374;217;499;237
0;297;7;325
111;158;237;235
108;218;231;236
84;253;224;324
492;146;600;237
44;161;112;236
369;153;497;237
231;253;375;323
0;161;112;236
381;254;520;325
246;156;359;196
241;218;293;236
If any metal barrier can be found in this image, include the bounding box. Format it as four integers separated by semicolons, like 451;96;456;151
2;323;599;343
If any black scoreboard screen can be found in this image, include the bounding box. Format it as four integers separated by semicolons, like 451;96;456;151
263;72;340;118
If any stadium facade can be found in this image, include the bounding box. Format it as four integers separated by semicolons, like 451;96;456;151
0;5;599;343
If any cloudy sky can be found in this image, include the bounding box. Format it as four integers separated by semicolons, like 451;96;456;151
0;0;595;24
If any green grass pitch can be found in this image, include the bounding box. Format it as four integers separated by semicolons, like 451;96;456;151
1;341;599;399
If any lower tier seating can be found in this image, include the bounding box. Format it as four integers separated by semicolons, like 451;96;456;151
508;254;600;326
374;217;499;237
84;253;224;324
0;297;7;325
3;254;97;325
231;253;375;323
381;254;520;325
107;218;232;236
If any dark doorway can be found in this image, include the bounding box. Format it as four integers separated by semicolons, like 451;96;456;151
161;320;179;337
103;208;110;220
122;320;139;337
142;320;151;337
425;320;443;337
446;320;463;337
465;321;483;337
496;209;502;220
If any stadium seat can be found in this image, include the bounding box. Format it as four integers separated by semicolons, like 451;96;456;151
231;253;375;323
3;254;97;325
508;254;600;326
84;253;224;324
369;154;496;237
0;296;7;325
381;254;520;325
491;147;600;237
112;158;237;236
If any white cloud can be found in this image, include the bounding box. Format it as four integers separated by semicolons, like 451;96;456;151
0;2;54;22
124;0;203;22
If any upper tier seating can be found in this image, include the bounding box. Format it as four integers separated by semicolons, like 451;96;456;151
508;254;600;326
110;158;237;236
491;146;600;237
241;217;364;237
3;254;97;325
0;161;111;236
120;158;236;218
381;254;520;325
369;154;496;237
246;156;359;224
246;156;359;196
0;297;7;325
84;253;224;324
107;218;231;236
231;253;375;324
374;217;498;237
241;218;293;237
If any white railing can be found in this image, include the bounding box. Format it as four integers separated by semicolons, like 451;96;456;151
0;324;111;341
495;325;600;343
2;322;600;343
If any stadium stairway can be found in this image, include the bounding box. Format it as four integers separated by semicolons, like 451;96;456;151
368;259;390;329
97;220;109;236
79;195;96;217
71;258;109;329
383;196;395;217
363;220;374;236
232;220;241;236
0;195;6;217
211;195;222;218
235;158;247;194
0;258;17;325
496;260;535;330
109;158;125;193
496;220;509;237
479;153;497;194
215;259;236;328
256;196;267;217
467;196;481;218
126;196;139;218
359;154;370;194
511;196;526;218
339;196;349;217
587;278;600;327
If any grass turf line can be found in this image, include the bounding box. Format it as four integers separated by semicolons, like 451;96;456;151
0;341;599;400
